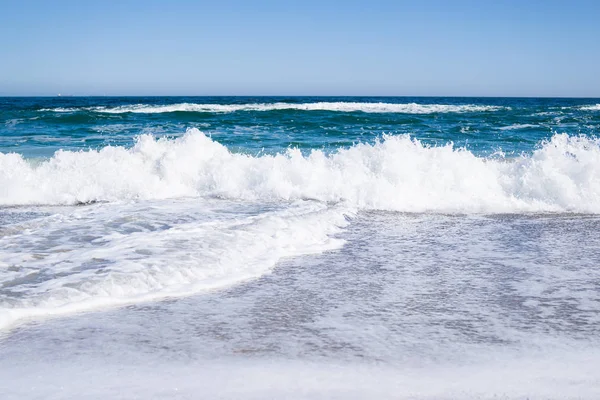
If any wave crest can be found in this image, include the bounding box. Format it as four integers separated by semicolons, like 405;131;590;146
1;129;600;213
580;104;600;111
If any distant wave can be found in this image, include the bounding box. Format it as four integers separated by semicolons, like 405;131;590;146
497;124;539;131
1;128;600;213
41;102;508;114
580;104;600;111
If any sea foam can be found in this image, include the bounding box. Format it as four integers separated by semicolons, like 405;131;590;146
1;129;600;213
580;104;600;111
0;201;349;329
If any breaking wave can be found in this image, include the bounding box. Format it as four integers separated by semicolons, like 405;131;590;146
1;128;600;213
580;104;600;111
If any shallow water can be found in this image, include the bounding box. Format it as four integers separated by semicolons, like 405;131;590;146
2;212;600;399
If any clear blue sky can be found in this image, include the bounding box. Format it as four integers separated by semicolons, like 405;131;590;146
1;0;599;97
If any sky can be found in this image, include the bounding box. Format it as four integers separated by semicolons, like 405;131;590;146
1;0;599;97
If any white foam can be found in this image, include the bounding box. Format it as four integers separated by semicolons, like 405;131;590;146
0;201;350;330
497;123;539;130
42;102;507;114
580;104;600;111
1;129;600;213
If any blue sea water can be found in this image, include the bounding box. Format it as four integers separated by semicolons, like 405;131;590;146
2;96;599;158
1;97;600;399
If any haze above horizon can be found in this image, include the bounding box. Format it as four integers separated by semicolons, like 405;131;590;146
1;0;599;97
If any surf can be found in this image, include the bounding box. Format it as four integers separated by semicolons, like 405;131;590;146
1;128;600;213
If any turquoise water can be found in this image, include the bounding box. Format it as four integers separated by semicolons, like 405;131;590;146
1;97;600;399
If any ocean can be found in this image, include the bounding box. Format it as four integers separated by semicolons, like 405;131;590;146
1;97;599;399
